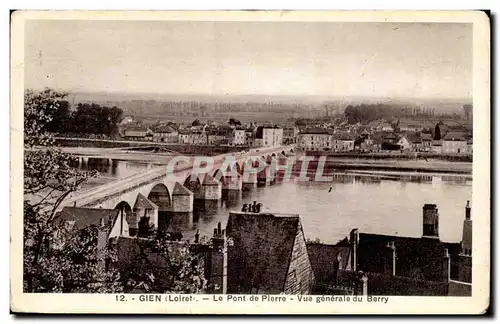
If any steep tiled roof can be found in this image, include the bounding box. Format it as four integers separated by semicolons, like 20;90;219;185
421;133;433;141
56;207;120;230
152;125;176;133
124;124;149;132
443;132;468;141
202;174;220;185
172;182;193;196
357;232;461;282
405;132;422;144
225;212;302;294
134;193;158;210
300;128;334;135
306;241;351;284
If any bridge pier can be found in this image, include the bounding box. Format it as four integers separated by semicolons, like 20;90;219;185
195;174;222;210
165;182;194;233
271;155;293;183
242;172;257;192
257;166;271;187
222;174;242;191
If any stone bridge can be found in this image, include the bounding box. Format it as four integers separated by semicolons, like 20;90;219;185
61;145;296;234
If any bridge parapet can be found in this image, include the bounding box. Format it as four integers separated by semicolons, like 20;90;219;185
61;145;295;210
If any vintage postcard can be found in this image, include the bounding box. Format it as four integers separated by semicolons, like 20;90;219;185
10;10;490;314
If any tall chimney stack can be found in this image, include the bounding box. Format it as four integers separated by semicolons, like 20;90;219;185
461;200;473;255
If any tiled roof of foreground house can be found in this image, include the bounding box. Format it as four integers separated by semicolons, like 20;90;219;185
56;207;120;230
225;212;315;294
357;232;461;282
306;239;352;283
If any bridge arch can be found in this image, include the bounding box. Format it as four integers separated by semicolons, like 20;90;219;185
235;162;243;175
115;201;132;212
213;168;226;186
147;183;171;233
115;201;133;231
266;154;273;164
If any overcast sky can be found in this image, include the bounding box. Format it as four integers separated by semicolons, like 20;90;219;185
24;20;472;99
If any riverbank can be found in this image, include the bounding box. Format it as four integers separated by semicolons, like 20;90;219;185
305;151;472;162
318;157;472;175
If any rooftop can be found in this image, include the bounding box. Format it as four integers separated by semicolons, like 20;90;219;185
56;207;120;230
226;211;302;294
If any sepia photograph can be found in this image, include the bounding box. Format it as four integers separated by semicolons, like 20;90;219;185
10;10;490;314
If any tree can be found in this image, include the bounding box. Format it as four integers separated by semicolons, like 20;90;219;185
44;100;71;134
24;88;121;293
69;103;123;136
434;123;442;140
228;118;241;126
116;233;207;293
191;119;201;126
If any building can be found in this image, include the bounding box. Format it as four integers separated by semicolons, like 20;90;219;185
297;128;334;151
245;127;257;147
255;126;284;148
442;132;468;154
55;207;130;243
338;133;356;152
229;128;246;146
420;133;433;151
178;130;191;144
225;211;315;294
457;201;472;284
306;239;361;294
397;133;423;152
123;124;153;141
178;129;208;145
398;122;423;133
431;140;443;154
381;122;394;132
152;125;178;143
111;222;229;294
326;202;473;296
282;125;299;145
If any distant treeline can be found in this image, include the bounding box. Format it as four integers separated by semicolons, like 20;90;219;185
44;102;123;136
344;104;409;124
343;103;463;125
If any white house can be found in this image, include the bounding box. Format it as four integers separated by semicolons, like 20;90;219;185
442;133;468;154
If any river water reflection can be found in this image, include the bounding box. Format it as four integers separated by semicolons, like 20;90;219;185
77;157;472;245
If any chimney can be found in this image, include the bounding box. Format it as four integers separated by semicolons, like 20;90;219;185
349;229;359;272
461;201;473;256
210;223;227;294
99;217;105;227
385;241;396;276
194;229;199;244
422;204;439;238
443;248;451;282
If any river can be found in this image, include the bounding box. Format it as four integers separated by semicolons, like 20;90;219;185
77;157;472;245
